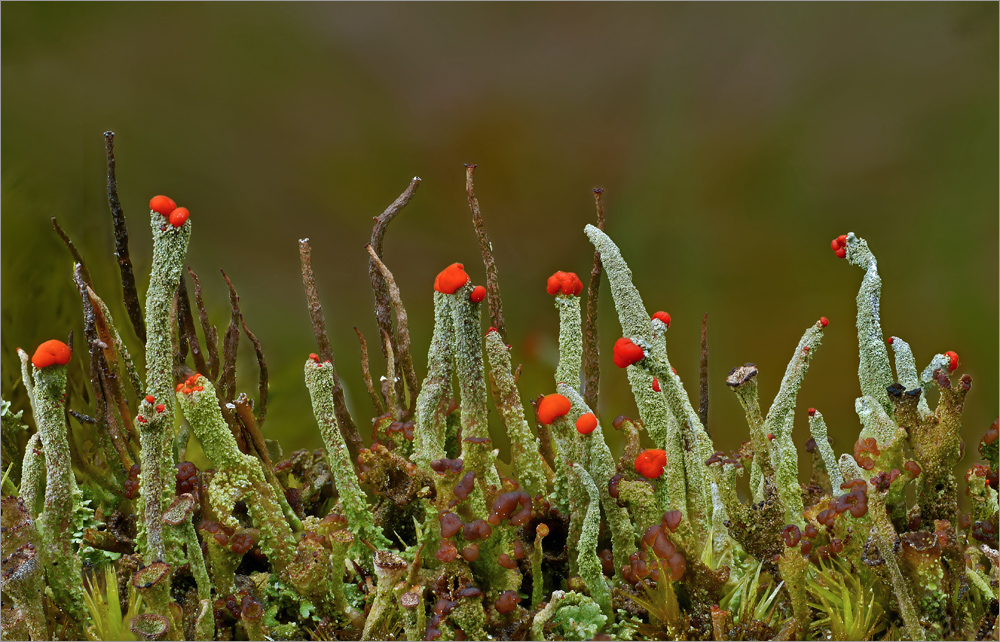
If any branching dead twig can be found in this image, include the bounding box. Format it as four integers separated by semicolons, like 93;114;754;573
177;274;209;378
368;177;421;407
105;131;146;344
188;268;220;382
465;164;507;340
583;188;606;415
219;270;241;403
299;238;363;461
240;315;269;428
366;244;420;417
355;327;386;416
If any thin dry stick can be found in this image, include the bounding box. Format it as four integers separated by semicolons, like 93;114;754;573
177;274;209;378
299;238;363;460
240;316;269;428
368;177;421;405
699;312;710;434
85;286;139;446
465;164;506;340
105;131;146;344
366;244;420;417
219;270;241;403
583;188;607;415
355;327;386;415
52;218;93;288
234;394;273;472
188;268;220;381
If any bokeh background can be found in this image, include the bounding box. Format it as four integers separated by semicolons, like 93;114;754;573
3;4;997;478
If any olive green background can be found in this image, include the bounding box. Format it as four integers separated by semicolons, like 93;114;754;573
3;3;997;473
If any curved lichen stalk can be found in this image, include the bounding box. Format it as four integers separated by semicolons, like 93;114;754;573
554;293;583;390
844;233;894;417
806;409;843;492
412;292;455;469
571;463;613;620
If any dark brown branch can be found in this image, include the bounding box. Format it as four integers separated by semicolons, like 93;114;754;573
355;327;386;415
465;164;506;340
366;244;420;417
177;274;209;378
298;238;363;461
105;131;146;344
240;315;269;428
51;217;93;288
583;188;606;415
368;177;421;406
219;270;241;403
86;285;138;446
188;268;220;382
234;393;272;472
68;409;97;424
699;312;710;434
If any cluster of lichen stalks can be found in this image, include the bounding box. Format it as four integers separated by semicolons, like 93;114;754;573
1;136;998;642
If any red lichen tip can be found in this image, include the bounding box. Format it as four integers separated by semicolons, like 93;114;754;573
887;337;894;345
168;207;189;227
944;350;959;372
308;353;320;363
807;408;816;417
434;263;470;294
831;234;848;258
652;311;671;328
137;416;147;424
149;195;176;217
155;404;165;413
537;394;571;425
31;340;72;368
819;317;828;327
652;378;661;392
145;394;156;404
635;449;667;479
576;413;598;435
470;285;487;303
487;326;499;334
545;271;583;297
613;337;645;369
767;433;775;441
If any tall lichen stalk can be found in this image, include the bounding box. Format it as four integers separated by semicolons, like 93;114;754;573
0;139;996;642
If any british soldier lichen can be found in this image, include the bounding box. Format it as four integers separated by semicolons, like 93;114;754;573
2;138;996;641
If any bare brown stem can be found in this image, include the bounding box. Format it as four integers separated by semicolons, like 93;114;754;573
355;327;386;415
465;164;506;340
104;131;146;344
583;188;606;415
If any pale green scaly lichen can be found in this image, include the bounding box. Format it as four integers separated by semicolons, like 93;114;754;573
855;395;898;445
888;336;933;418
16;349;36;419
138;210;191;564
304;358;388;552
558;383;636;581
447;595;490;641
571;463;613;620
177;379;297;573
838;454;925;642
1;399;27;487
911;373;968;524
532;590;607;641
360;551;407;641
617;479;659;533
550;414;587;574
485;331;548;501
761;320;825;527
726;364;769;502
19;433;44;518
451;282;501;496
531;524;548;607
845;233;894;417
709;482;734;569
413;292;454;469
555;294;583;390
28;362;91;633
806;409;843;492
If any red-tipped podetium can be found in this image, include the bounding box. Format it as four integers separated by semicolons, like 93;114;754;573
831;234;848;259
149;195;176;217
31;340;72;369
168;207;189;227
652;378;661;392
576;413;598;435
635;449;667;479
434;263;471;294
145;395;156;404
470;285;487;303
546;271;583;296
652;311;671;328
537;394;571;425
944;350;959;372
819;317;828;327
613;337;645;368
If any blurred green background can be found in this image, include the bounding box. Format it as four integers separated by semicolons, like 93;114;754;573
3;3;997;473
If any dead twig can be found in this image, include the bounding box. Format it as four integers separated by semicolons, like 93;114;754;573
465;164;506;340
583;188;606;415
188;268;220;381
105;131;146;343
355;327;386;416
699;312;710;434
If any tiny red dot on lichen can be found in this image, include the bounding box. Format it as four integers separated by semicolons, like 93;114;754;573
137;416;147;424
635;449;667;479
470;285;487;303
887;337;894;345
944;350;959;372
808;408;816;417
434;263;470;294
487;327;498;334
545;271;583;296
168;207;189;227
149;195;176;216
155;404;165;413
767;433;775;441
537;394;571;425
834;246;847;259
819;317;828;327
613;337;645;368
309;353;320;363
31;340;72;369
652;378;660;392
651;311;671;328
145;394;156;404
576;413;598;435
